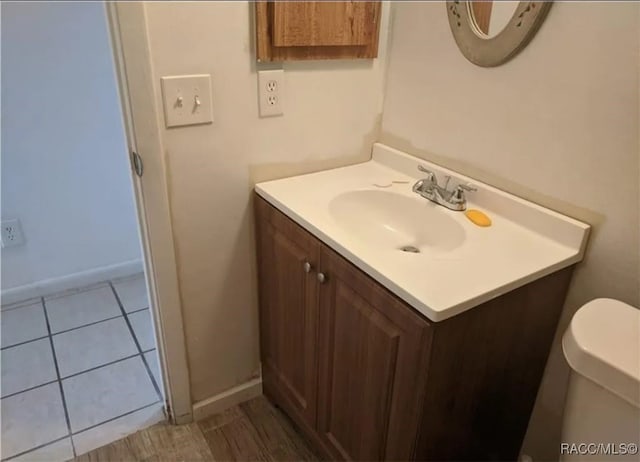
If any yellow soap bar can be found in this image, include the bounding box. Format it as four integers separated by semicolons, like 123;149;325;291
465;209;492;227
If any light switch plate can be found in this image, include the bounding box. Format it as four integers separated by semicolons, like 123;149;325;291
160;74;213;128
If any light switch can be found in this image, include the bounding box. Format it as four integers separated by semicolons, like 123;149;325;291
160;74;213;128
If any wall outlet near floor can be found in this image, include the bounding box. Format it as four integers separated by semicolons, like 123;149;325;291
1;219;25;248
258;69;284;117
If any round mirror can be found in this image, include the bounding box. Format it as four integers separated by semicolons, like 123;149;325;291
469;1;519;38
447;1;553;67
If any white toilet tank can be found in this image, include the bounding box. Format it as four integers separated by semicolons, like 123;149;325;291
561;298;640;461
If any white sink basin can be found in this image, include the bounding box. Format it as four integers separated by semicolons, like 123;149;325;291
329;190;466;252
255;143;590;322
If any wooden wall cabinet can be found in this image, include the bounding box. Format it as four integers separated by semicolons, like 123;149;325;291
254;194;574;460
255;1;382;61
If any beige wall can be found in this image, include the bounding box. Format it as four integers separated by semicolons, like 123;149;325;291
140;1;638;452
142;2;390;403
380;2;639;460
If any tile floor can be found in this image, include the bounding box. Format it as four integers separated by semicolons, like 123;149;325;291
0;275;165;461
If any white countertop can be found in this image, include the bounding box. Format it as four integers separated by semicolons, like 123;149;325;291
255;143;590;322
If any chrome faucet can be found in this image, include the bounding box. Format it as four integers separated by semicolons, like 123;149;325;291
412;165;476;211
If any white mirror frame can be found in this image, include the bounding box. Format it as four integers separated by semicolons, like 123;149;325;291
447;1;553;67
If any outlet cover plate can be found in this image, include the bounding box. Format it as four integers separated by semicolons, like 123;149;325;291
258;69;284;117
161;74;213;128
1;219;24;248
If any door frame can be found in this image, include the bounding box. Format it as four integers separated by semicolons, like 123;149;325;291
106;2;193;424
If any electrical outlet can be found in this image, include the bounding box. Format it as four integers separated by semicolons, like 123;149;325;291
258;69;284;117
1;219;24;248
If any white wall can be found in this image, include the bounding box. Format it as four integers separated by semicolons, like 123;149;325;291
1;2;141;295
380;2;639;460
141;1;390;403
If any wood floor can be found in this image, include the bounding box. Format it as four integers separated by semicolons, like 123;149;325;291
73;396;321;461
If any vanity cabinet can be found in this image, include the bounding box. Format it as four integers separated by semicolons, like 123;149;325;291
255;194;429;459
255;1;382;62
254;194;575;461
316;246;431;461
255;198;321;429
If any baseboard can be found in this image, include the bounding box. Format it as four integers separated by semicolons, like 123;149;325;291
192;377;263;421
1;259;144;305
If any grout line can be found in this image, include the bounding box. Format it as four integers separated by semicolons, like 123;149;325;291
60;353;141;381
109;273;146;286
51;313;125;336
41;298;76;458
39;281;111;303
0;309;129;352
1;274;143;312
109;283;163;401
124;306;150;316
1;352;155;401
141;349;163;400
0;297;46;313
2;273;146;312
71;400;163;437
1;400;164;462
2;277;156;461
0;379;59;401
1;334;50;351
1;434;72;462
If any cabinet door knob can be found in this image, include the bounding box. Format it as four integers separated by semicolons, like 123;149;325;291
303;261;312;273
317;272;327;284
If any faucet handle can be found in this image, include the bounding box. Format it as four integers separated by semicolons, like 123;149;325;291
456;183;477;192
417;165;438;185
451;183;477;206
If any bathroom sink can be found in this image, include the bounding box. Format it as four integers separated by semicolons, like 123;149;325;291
255;143;590;322
329;190;465;252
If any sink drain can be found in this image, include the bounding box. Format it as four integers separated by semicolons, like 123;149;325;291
399;245;420;253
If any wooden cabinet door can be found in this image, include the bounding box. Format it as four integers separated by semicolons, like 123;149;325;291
255;1;382;61
255;196;320;427
316;246;432;461
271;2;376;47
